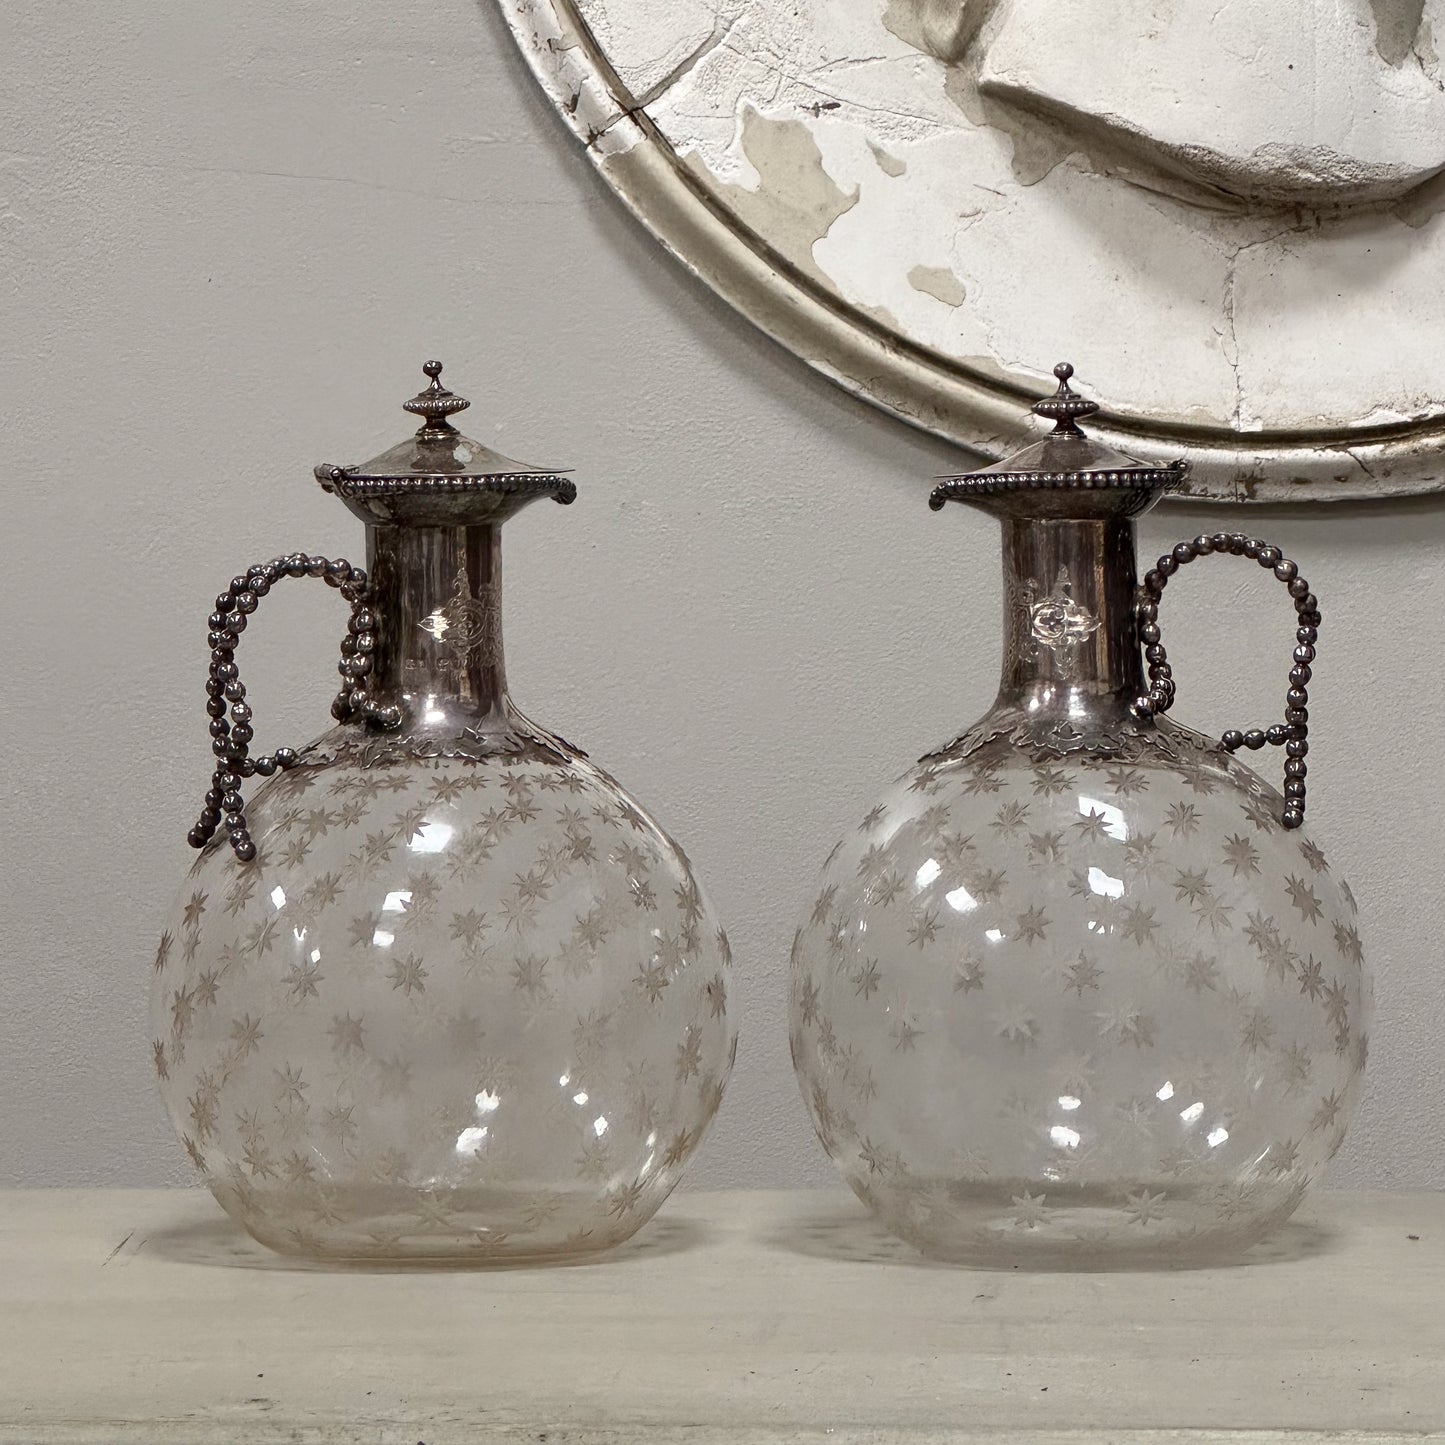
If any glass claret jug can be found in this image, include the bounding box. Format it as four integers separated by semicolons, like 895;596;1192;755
790;364;1369;1266
152;362;736;1261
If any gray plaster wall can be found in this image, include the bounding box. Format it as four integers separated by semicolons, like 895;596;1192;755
1;0;1439;1190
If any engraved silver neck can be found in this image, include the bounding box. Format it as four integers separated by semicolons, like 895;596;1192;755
928;361;1180;751
305;360;581;766
365;521;529;747
991;514;1145;731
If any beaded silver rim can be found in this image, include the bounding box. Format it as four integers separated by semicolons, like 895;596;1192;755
929;467;1187;504
315;466;577;502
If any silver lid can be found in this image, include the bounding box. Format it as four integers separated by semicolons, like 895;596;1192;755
930;363;1188;516
315;360;575;526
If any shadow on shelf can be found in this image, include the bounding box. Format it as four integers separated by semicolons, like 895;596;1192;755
137;1211;711;1275
765;1201;1345;1274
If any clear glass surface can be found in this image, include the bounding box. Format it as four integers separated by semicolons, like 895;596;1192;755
790;725;1368;1265
153;750;735;1261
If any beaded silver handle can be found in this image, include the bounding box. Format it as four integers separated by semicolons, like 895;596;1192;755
1131;532;1320;831
187;552;399;862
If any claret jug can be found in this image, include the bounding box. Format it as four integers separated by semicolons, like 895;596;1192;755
152;362;736;1261
790;364;1368;1265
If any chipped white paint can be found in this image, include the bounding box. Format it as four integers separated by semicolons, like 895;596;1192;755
499;0;1445;501
500;0;636;157
982;0;1445;206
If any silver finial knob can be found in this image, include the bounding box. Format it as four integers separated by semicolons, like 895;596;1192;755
402;359;471;433
1031;361;1102;436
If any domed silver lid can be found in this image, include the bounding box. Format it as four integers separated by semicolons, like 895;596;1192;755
315;360;575;526
930;363;1189;518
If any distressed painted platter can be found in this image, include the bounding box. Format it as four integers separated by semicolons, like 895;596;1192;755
498;0;1445;502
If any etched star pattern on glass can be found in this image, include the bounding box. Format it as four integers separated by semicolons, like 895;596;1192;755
155;749;734;1261
790;724;1366;1264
